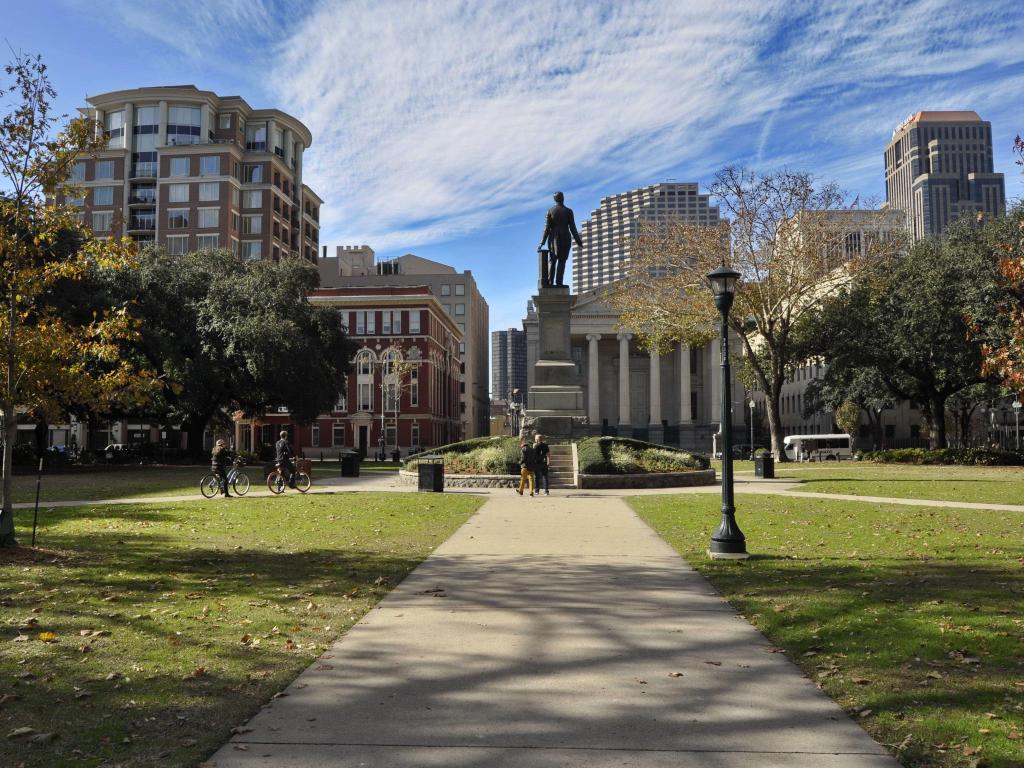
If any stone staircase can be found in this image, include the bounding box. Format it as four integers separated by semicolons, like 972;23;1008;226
545;444;576;489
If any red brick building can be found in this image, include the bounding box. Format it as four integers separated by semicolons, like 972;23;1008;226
237;286;463;458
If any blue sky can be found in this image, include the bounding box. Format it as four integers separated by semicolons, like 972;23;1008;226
7;0;1024;333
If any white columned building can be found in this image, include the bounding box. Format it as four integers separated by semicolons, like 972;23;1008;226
523;290;744;452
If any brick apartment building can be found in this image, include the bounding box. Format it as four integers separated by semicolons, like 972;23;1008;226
237;286;463;458
61;85;321;262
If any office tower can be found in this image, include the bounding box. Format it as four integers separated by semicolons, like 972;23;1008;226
63;85;321;261
491;328;527;403
884;111;1005;240
572;182;720;294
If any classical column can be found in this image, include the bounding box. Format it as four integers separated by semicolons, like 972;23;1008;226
587;334;601;426
710;337;721;423
679;344;693;423
648;349;661;426
617;333;632;427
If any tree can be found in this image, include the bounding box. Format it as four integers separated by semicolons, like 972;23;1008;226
979;204;1024;392
834;400;861;439
811;215;1009;449
610;166;897;460
106;248;356;453
803;368;895;450
0;53;156;547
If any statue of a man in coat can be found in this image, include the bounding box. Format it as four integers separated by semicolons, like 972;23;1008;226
538;191;583;288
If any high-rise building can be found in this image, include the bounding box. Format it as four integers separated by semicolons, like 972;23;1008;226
491;328;527;403
62;85;321;262
572;182;720;294
884;111;1005;241
319;249;490;439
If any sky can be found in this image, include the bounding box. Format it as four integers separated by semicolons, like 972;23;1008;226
5;0;1024;334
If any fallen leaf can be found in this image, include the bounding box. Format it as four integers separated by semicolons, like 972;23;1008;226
851;677;872;685
979;728;991;735
704;661;722;666
230;726;253;735
667;672;684;678
28;732;58;744
240;634;252;645
859;709;873;718
8;726;36;739
37;632;58;643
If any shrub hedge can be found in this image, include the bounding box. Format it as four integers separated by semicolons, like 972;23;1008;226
863;447;1024;466
405;436;521;475
577;437;709;474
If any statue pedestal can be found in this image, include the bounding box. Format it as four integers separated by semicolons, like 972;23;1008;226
526;286;585;439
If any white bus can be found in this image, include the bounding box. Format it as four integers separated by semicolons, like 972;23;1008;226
783;434;852;462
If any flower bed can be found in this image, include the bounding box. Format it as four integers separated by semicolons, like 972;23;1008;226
576;437;709;474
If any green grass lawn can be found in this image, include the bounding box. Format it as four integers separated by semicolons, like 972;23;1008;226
11;465;207;504
0;492;482;768
773;461;1024;505
631;493;1024;768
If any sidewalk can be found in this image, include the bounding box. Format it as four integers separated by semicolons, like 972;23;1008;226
207;494;896;767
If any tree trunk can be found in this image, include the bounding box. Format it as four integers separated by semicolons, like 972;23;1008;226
766;392;789;461
183;414;212;462
867;409;884;451
928;395;948;449
0;403;18;547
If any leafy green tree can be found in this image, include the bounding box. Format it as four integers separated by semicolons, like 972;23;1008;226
803;368;895;450
834;400;861;439
106;249;356;454
810;216;1009;449
0;53;156;547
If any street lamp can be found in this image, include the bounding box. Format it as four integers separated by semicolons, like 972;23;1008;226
707;265;748;560
1013;400;1021;451
748;399;756;460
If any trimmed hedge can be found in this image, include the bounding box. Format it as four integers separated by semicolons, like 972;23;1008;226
577;437;709;474
405;436;521;475
863;447;1024;466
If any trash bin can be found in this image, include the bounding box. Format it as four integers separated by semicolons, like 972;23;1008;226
339;450;360;478
754;455;775;479
417;454;444;492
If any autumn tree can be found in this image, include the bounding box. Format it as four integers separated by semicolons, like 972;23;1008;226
0;53;156;547
609;166;900;460
979;203;1024;392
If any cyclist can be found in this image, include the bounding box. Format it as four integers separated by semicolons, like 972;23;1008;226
275;430;296;489
211;439;236;497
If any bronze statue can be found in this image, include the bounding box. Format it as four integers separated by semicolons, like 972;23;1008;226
538;191;582;288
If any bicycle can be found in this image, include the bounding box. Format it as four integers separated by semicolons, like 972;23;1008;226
200;459;251;498
266;460;311;495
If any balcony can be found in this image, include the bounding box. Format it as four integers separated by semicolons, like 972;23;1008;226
130;164;157;179
245;141;267;152
128;216;156;232
128;194;156;206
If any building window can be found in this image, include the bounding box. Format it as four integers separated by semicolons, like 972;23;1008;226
358;382;372;411
198;182;219;201
199;156;220;176
167;183;189;203
355;311;365;335
411;421;419;448
166;235;188;255
232;188;240;207
198;208;218;228
311;423;320;447
455;303;465;315
358;351;373;375
169;157;190;177
104;110;125;148
382;311;391;335
95;160;115;180
93;186;114;206
91;211;113;232
440;285;450;296
244;164;263;183
218;114;231;130
245;122;267;152
241;240;262;261
334;392;346;412
459;342;466;355
167;208;189;229
409;311;420;334
455;284;465;296
242;215;262;234
243;190;262;209
410;368;418;406
457;322;465;332
197;234;219;250
70;162;85;182
167;105;201;145
332;423;345;446
442;304;450;315
392;310;402;334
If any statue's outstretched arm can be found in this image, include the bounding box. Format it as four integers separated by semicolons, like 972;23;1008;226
569;210;582;246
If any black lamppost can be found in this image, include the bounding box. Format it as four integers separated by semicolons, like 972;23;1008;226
707;265;748;560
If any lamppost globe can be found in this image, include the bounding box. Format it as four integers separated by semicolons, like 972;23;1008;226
706;264;748;560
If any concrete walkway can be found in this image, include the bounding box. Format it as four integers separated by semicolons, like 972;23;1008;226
207;494;896;767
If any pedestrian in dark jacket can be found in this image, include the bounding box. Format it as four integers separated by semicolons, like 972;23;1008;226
533;433;550;495
211;439;235;497
517;440;537;496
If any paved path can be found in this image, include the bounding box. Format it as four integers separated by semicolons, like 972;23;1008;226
207;494;896;767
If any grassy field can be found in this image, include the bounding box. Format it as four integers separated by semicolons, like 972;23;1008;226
0;492;483;768
630;493;1024;768
773;461;1024;505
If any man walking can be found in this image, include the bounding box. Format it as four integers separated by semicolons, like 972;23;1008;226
516;438;537;497
533;433;550;495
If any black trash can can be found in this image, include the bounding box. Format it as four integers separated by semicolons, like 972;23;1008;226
339;450;360;478
754;455;775;479
417;454;444;492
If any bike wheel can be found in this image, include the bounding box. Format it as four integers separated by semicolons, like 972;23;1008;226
200;474;219;498
266;471;285;495
232;472;251;496
294;472;311;493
